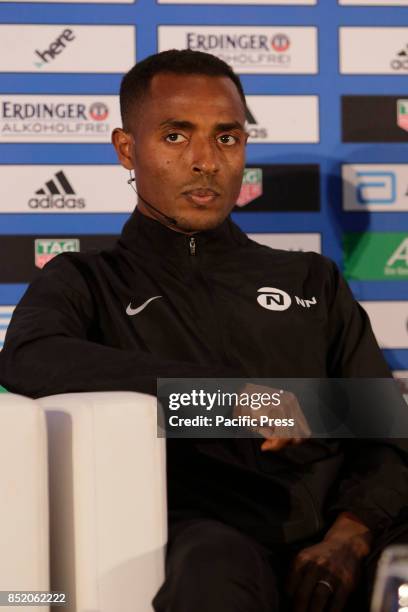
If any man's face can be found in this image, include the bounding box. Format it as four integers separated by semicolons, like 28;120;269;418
113;72;248;233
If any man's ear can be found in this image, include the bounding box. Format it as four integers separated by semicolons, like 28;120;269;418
111;128;134;171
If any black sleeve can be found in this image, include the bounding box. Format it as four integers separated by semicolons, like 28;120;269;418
0;254;236;399
324;260;408;536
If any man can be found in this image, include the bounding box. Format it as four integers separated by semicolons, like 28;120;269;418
0;50;407;612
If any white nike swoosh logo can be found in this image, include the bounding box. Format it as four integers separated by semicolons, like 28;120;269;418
126;296;162;316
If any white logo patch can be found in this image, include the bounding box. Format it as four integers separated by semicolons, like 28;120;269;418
257;287;292;311
257;287;318;311
126;296;162;316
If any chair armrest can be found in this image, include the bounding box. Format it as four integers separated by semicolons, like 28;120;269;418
37;391;167;612
0;393;49;607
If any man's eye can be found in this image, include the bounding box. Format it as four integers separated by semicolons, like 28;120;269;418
217;134;238;145
165;133;187;143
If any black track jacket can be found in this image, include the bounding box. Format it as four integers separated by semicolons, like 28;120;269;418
1;208;407;545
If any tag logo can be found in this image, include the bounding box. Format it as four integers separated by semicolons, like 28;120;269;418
34;238;80;268
397;99;408;133
257;287;292;311
236;168;263;207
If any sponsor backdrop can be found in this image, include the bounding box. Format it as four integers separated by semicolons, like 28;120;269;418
0;0;407;375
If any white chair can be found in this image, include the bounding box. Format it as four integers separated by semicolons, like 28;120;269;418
0;393;50;611
37;391;167;612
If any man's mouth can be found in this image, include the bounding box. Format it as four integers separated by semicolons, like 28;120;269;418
182;188;220;205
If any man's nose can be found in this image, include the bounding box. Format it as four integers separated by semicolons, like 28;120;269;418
190;138;220;175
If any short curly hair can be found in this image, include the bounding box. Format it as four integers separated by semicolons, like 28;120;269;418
119;49;247;130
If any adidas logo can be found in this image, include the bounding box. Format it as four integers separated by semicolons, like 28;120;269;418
397;44;408;58
245;106;267;139
245;107;257;125
28;170;85;209
391;44;408;71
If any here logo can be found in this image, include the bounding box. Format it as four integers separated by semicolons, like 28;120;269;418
34;28;75;69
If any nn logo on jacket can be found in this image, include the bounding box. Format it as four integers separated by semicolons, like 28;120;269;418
35;238;80;269
257;287;317;311
30;170;85;210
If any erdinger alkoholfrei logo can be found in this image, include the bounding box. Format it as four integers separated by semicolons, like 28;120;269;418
1;100;109;123
33;28;75;68
257;287;317;311
34;238;80;269
236;168;263;207
29;170;85;210
0;98;111;141
397;100;408;132
245;106;268;140
391;44;408;71
185;31;292;68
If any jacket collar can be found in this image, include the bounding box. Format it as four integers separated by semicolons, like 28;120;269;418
118;206;249;258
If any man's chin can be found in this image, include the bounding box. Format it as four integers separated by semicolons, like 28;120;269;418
175;207;232;233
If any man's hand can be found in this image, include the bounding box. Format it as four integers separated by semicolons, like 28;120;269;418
285;512;373;612
232;383;311;452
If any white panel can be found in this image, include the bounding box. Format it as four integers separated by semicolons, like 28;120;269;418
0;95;121;143
248;233;321;253
342;164;408;212
340;27;408;74
340;0;408;5
246;95;319;143
0;25;135;73
0;166;135;213
159;0;316;4
361;301;408;349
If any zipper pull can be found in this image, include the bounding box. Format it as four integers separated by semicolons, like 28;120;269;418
189;236;196;256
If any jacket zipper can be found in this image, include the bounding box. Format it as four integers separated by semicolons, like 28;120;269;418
189;236;196;256
187;235;232;365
